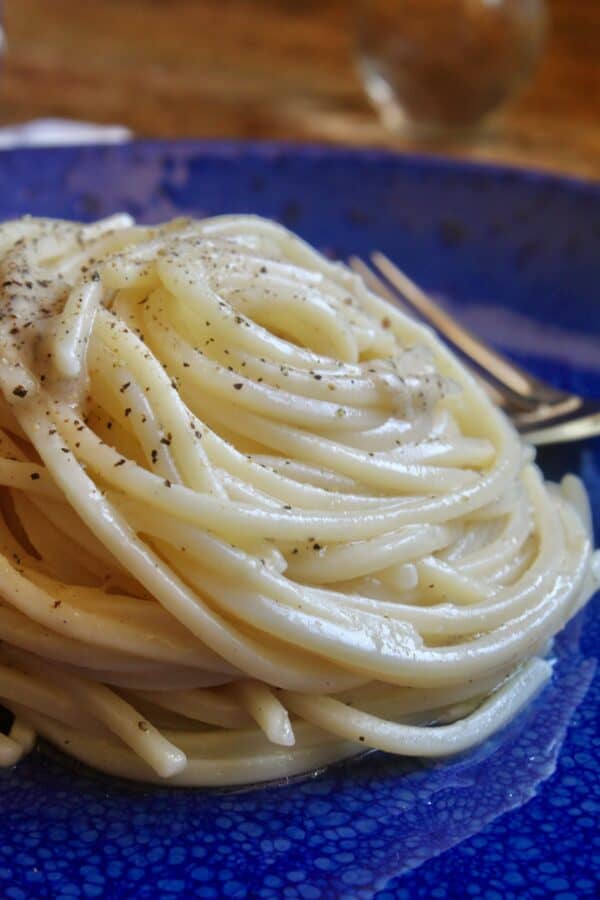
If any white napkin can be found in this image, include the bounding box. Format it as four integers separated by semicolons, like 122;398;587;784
0;118;132;149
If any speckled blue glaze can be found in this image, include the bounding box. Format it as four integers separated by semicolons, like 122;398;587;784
0;142;598;899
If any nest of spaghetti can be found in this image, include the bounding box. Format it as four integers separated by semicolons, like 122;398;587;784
0;214;596;785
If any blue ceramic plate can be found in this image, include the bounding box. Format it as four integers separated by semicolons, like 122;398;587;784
0;142;598;900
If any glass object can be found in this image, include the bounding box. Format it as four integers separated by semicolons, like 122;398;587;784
356;0;547;137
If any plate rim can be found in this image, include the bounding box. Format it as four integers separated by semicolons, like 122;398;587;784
0;136;599;196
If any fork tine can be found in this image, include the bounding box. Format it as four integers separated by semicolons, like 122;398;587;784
350;254;537;412
349;256;417;318
370;252;567;409
350;254;600;447
349;255;513;408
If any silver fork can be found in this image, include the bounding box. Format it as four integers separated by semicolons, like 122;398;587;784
350;252;600;446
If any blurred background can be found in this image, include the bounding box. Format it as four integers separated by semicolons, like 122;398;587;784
0;0;598;178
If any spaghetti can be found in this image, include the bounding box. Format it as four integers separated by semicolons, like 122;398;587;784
0;213;596;785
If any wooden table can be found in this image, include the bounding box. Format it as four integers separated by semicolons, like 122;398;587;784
2;0;599;179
